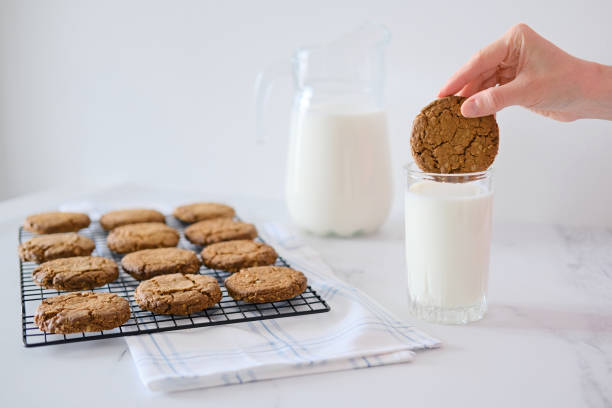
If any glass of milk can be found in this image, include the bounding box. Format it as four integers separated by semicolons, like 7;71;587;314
404;163;493;324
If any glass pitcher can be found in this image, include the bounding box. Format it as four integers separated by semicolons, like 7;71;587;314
255;23;392;237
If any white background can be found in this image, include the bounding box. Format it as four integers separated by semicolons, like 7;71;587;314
1;0;611;226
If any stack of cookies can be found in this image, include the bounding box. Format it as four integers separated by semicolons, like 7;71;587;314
20;203;308;335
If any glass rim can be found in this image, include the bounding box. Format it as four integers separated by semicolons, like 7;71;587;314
403;162;494;179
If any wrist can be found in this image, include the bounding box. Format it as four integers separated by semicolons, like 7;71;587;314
578;59;612;120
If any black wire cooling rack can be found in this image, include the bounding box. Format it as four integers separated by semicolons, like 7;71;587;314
20;216;330;347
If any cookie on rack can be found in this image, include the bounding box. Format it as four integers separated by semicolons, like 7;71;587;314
18;233;95;264
224;266;307;303
106;222;179;254
121;247;200;280
411;95;499;173
172;202;235;224
134;273;222;315
24;211;90;234
34;292;130;333
33;256;118;291
99;208;165;231
201;240;277;272
185;218;257;246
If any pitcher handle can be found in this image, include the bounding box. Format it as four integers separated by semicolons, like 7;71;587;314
254;61;292;144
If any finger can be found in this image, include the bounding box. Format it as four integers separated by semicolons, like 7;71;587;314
438;35;509;97
481;75;498;90
461;80;524;117
457;71;498;98
456;81;482;98
456;83;474;98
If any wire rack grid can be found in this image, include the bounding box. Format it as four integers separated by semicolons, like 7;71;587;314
20;216;330;347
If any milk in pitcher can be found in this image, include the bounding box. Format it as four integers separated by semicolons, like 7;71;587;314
286;105;392;236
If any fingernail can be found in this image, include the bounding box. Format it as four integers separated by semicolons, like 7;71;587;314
461;98;479;117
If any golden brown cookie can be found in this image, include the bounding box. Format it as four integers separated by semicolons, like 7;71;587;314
172;202;235;223
134;273;222;315
201;240;277;272
24;212;90;234
33;256;118;290
121;248;201;280
106;222;179;254
99;208;165;230
185;218;257;246
18;233;95;264
34;292;130;333
224;266;307;303
411;96;499;173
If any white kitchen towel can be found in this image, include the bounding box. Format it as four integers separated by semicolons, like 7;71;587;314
124;222;440;392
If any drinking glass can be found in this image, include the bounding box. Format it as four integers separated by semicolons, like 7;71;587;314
404;163;494;324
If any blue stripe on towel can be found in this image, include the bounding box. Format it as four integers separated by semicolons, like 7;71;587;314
148;334;181;376
135;320;421;365
258;320;304;361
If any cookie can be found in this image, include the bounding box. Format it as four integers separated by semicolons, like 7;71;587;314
134;273;222;315
224;266;307;303
99;208;165;230
172;202;235;224
33;256;118;290
201;240;277;272
121;248;201;280
34;292;130;333
185;218;257;246
411;96;499;173
18;233;95;264
106;222;179;254
24;212;90;234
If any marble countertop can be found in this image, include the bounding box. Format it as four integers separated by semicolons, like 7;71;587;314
1;185;610;408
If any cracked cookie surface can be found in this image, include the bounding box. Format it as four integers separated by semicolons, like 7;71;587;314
121;248;200;280
134;273;222;315
34;292;130;333
201;240;277;272
185;218;257;246
33;256;118;290
106;222;179;254
224;266;307;303
411;96;499;173
24;212;90;234
100;208;165;230
19;233;95;263
173;202;235;224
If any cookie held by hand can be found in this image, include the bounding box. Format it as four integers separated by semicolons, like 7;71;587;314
411;96;499;174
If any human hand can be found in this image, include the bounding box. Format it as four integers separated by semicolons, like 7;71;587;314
438;23;612;121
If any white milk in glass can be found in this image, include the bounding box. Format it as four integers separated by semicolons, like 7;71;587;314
404;179;493;323
286;105;392;236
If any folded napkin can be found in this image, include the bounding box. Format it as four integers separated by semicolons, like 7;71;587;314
125;222;440;392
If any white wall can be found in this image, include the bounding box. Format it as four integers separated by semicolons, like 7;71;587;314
1;0;611;226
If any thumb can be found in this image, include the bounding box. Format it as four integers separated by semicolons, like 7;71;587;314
461;82;524;117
